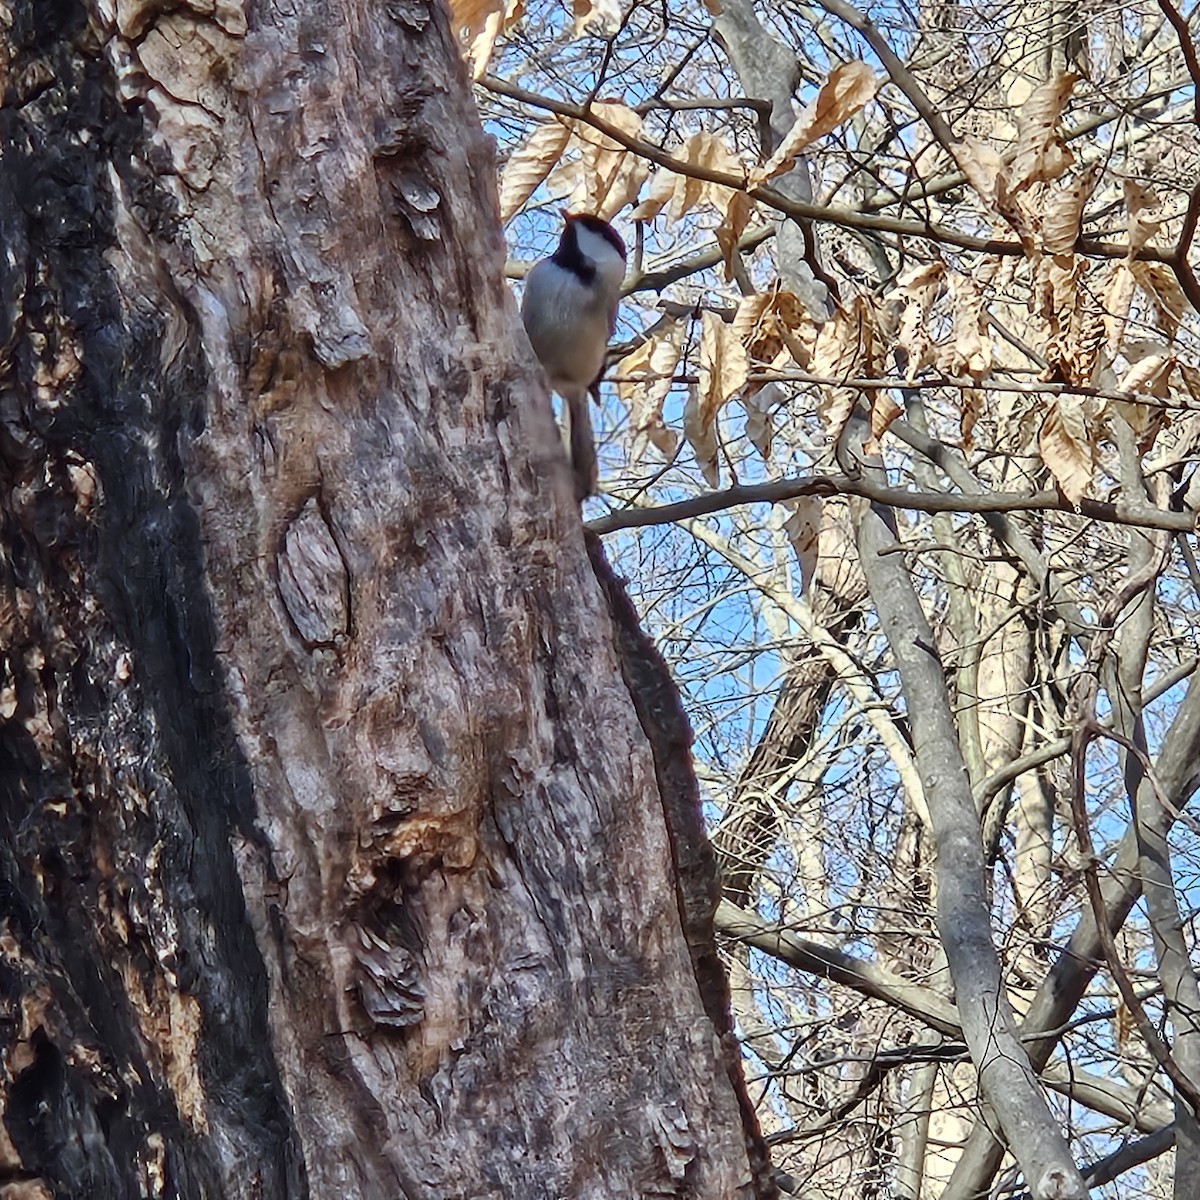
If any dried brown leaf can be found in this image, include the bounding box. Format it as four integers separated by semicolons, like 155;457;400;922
1041;163;1101;254
674;132;738;221
700;311;750;404
667;168;707;225
1103;261;1137;356
888;262;944;380
613;336;655;395
596;154;651;220
688;128;747;181
629;168;677;221
781;496;822;594
732;289;811;365
1124;180;1161;252
631;132;746;224
452;0;524;77
957;137;1005;212
615;329;683;462
1130;262;1189;339
1039;394;1093;505
1115;349;1174;451
569;103;646;216
1034;254;1101;384
732;293;773;354
945;271;992;382
498;121;572;222
812;296;875;440
1070;285;1106;389
686;312;749;485
447;0;502;35
714;190;755;281
690;134;750;237
870;390;903;442
681;388;717;486
1118;351;1175;397
542;154;582;202
995;180;1039;255
755;62;878;184
1007;73;1079;193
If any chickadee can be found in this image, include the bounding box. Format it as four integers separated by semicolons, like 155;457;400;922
520;212;626;501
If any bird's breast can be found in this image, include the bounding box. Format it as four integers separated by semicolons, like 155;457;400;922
521;261;614;392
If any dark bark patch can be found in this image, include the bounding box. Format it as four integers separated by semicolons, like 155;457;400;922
0;9;307;1195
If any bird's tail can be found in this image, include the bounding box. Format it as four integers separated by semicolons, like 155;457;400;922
565;387;598;501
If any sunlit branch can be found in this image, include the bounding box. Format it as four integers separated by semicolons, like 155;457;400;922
479;74;1173;266
716;901;1174;1132
588;472;1194;537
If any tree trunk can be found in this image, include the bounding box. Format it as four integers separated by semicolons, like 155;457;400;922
0;2;773;1196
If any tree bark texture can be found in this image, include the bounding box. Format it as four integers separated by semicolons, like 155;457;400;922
0;2;773;1197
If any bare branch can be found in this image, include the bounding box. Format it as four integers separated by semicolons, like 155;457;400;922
588;472;1194;537
846;408;1087;1198
716;902;1173;1133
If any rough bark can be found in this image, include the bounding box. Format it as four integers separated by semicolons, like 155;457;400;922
0;1;772;1196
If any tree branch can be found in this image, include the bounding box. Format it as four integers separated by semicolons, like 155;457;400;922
479;75;1170;266
844;408;1087;1198
1156;0;1200;119
715;901;1174;1133
587;471;1194;537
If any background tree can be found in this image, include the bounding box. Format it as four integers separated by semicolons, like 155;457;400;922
475;0;1200;1195
0;0;775;1196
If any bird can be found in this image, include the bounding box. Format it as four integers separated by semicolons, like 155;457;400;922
520;212;626;501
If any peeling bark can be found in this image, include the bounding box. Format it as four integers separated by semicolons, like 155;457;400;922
0;1;770;1196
